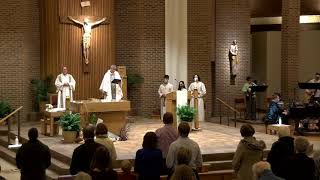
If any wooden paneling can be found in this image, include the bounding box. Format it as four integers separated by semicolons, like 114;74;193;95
40;0;115;100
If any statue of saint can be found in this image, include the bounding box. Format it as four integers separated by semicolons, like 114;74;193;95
229;40;239;78
68;17;107;64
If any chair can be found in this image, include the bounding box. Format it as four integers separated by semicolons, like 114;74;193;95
48;93;58;108
234;98;245;119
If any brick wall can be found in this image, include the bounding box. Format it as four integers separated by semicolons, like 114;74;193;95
0;0;40;119
115;0;165;116
188;0;214;117
215;0;251;113
281;0;300;101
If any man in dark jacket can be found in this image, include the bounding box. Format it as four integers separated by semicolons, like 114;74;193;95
69;125;102;175
265;93;288;124
16;128;51;180
267;128;294;179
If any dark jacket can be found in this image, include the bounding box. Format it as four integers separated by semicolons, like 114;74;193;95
288;153;316;180
266;101;282;123
89;169;118;180
258;170;285;180
267;136;294;179
232;137;266;180
134;148;163;180
16;140;51;180
69;139;102;175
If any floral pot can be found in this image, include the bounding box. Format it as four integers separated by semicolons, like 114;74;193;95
62;131;77;143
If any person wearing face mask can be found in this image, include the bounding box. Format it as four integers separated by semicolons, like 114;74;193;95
188;75;207;129
265;93;288;124
158;75;174;120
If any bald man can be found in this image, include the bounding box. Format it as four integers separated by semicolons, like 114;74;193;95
99;65;123;102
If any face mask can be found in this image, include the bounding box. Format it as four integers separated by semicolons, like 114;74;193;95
194;78;198;82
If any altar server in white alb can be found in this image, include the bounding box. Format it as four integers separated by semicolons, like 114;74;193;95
55;66;76;108
189;74;206;125
99;65;123;102
158;75;174;120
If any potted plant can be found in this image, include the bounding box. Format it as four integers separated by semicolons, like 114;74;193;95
0;101;12;125
30;75;55;112
127;74;144;115
177;105;196;128
59;113;81;143
88;113;98;126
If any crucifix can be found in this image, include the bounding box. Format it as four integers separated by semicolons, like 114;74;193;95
60;15;111;72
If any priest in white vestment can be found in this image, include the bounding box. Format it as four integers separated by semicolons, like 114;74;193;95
55;66;76;108
189;74;206;128
99;65;123;102
158;75;174;120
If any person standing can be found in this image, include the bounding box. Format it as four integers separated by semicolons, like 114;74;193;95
55;66;76;108
99;65;123;102
178;81;187;91
158;75;174;120
16;128;51;180
188;75;206;128
242;76;256;120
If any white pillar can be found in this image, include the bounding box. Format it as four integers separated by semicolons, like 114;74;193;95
165;0;187;88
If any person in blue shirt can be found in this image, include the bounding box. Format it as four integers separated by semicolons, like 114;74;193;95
134;132;163;180
265;93;288;124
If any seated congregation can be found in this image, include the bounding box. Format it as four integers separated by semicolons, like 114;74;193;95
14;113;319;180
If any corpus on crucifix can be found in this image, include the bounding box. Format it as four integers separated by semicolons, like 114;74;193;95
67;16;108;65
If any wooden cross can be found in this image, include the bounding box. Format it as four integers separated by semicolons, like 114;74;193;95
60;15;111;73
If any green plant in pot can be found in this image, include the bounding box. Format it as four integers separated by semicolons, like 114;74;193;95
59;113;81;143
30;75;55;112
127;74;144;88
177;105;196;128
0;101;12;119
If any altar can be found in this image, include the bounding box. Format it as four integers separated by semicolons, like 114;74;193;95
70;100;131;136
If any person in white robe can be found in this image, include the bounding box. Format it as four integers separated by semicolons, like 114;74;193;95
99;65;123;102
55;66;76;109
188;74;206;128
158;75;174;120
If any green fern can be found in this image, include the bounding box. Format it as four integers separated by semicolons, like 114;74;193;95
59;113;81;132
0;101;12;118
177;105;196;122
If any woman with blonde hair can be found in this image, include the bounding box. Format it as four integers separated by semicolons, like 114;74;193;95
170;164;197;180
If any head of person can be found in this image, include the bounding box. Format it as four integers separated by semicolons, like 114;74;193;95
315;73;320;81
163;112;174;125
252;161;271;179
74;171;92;180
121;160;133;174
278;126;290;138
83;125;95;141
272;92;281;103
84;18;89;24
90;146;111;171
246;76;252;83
62;66;68;75
170;164;197;180
178;122;190;138
193;74;200;82
142;132;158;149
295;136;310;154
233;40;237;45
110;65;117;73
177;147;192;165
95;123;108;136
240;124;255;137
28;128;38;142
163;75;169;84
178;81;186;90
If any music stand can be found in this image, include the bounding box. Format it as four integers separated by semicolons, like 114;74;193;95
250;85;268;120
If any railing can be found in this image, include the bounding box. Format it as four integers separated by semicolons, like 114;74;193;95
216;98;240;127
0;106;23;145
